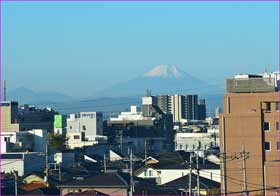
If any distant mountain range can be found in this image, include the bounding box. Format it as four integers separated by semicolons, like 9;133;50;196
7;86;73;104
7;65;224;115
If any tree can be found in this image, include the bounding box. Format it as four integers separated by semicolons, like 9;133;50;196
48;133;67;151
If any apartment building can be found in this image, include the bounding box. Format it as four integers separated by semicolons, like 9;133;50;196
155;94;201;122
220;73;279;195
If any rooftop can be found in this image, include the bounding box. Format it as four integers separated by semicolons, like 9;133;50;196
163;173;220;189
58;172;129;188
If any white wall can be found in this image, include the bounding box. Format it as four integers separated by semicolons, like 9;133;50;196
0;130;47;153
1;153;45;176
1;159;24;176
67;112;103;137
175;132;217;151
137;168;221;185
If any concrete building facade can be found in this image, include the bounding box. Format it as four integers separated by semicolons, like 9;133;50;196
154;94;200;122
220;73;279;195
1;152;46;176
67;112;103;138
1;101;20;132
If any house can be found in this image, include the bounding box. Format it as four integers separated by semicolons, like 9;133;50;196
1;129;47;153
54;152;75;168
1;175;16;195
1;152;45;176
18;173;60;196
134;151;220;184
58;172;129;196
163;173;220;195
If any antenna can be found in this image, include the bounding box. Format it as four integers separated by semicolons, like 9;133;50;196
4;80;7;101
145;89;152;96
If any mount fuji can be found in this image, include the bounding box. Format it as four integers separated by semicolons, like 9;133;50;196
95;65;213;97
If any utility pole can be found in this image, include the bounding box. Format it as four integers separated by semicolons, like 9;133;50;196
120;131;123;153
13;170;17;196
264;163;267;196
103;154;107;172
189;153;192;196
59;163;62;181
221;151;227;196
241;145;248;196
144;139;147;161
4;80;7;101
196;150;200;196
221;116;227;196
129;148;134;196
45;142;48;181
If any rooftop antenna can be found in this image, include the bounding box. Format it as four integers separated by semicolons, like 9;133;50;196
4;80;7;101
146;89;152;97
264;67;268;74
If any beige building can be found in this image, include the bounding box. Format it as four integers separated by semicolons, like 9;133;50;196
220;73;280;195
1;101;20;132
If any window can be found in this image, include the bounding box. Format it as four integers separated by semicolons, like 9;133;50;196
266;102;271;112
70;126;72;129
277;122;280;131
149;170;152;176
263;122;270;131
4;137;10;142
179;144;183;150
82;125;86;131
276;102;280;111
144;170;147;177
74;135;80;140
277;142;280;151
264;141;271;151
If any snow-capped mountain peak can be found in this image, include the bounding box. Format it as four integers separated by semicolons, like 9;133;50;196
143;65;183;79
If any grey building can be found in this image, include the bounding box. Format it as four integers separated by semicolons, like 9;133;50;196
185;95;198;120
197;99;206;120
154;94;200;122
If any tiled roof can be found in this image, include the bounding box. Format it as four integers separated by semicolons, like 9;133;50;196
163;173;220;189
58;172;128;188
19;182;47;191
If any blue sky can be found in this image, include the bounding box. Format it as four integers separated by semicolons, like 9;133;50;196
3;2;279;98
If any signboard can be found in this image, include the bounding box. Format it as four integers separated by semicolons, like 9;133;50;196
54;115;63;128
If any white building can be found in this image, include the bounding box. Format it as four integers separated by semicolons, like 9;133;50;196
1;129;47;153
135;163;220;184
66;132;107;149
171;94;184;122
67;112;103;139
110;106;144;121
175;132;218;152
1;152;45;176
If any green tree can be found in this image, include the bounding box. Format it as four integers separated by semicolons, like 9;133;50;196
48;133;67;151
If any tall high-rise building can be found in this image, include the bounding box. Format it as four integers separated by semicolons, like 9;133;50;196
220;73;279;195
157;95;172;114
197;99;206;120
185;95;198;120
171;94;186;122
155;94;199;122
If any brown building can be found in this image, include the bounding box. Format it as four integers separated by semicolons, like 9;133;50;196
1;101;20;132
220;74;280;195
